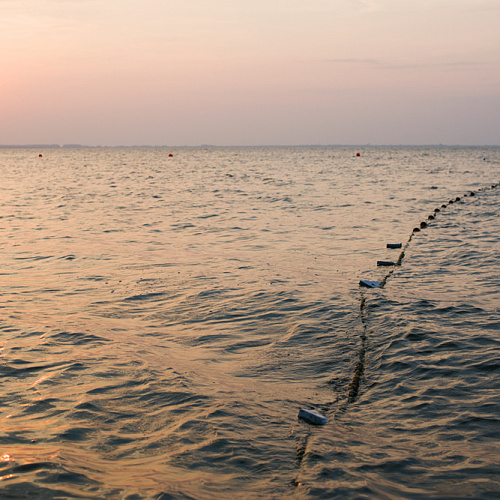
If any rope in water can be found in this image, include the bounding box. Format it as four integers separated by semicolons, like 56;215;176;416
351;182;499;404
379;184;497;288
292;181;498;488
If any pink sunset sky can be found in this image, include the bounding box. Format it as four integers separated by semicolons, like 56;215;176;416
1;0;499;146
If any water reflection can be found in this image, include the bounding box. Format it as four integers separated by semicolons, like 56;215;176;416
0;147;498;497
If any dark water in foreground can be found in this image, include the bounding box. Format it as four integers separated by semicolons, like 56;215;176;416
0;147;498;499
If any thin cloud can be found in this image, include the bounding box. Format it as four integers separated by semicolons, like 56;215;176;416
323;58;381;65
382;61;485;70
456;0;500;14
355;0;385;13
322;59;485;71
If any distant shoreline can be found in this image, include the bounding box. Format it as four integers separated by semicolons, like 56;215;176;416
1;144;499;149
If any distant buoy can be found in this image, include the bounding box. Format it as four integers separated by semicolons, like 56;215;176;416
356;152;361;157
420;221;427;228
38;154;43;157
168;153;173;157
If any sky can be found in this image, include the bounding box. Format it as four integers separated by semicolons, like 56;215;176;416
1;0;499;146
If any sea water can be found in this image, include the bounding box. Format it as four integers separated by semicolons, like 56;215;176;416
0;146;498;498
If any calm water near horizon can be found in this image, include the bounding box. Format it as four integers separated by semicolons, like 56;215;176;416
0;146;498;498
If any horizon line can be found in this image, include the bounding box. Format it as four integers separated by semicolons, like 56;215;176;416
1;144;499;149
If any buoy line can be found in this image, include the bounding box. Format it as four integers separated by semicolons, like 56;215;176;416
358;182;499;291
351;182;500;406
292;182;498;488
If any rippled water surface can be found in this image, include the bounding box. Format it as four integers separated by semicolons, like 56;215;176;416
0;147;498;498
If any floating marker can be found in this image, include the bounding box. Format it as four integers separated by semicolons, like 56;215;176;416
387;243;402;249
298;409;327;425
377;260;395;267
38;154;43;157
359;280;380;288
168;153;173;157
356;152;361;157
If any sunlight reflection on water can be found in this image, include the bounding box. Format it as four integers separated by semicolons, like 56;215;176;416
0;147;498;498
